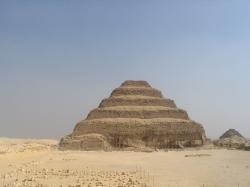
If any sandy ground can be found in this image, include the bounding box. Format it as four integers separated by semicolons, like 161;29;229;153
0;138;250;187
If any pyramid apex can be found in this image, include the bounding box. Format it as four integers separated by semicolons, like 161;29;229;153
121;80;151;88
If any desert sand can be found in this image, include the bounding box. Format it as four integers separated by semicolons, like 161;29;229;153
0;138;250;187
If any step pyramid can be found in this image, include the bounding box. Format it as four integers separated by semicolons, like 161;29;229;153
60;80;206;151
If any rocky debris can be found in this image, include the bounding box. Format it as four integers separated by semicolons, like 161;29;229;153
214;129;250;151
60;80;206;151
1;164;153;187
60;134;111;151
245;142;250;151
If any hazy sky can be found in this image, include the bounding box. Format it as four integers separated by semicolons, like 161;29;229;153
1;1;250;139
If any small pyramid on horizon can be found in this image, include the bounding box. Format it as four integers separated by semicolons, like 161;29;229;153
59;80;206;151
220;129;244;140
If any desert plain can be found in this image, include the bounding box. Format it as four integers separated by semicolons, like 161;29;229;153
0;138;250;187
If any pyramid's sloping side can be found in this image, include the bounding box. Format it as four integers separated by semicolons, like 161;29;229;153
60;80;206;151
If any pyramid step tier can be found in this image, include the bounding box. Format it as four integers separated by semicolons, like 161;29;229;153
111;87;163;97
73;118;204;139
99;96;176;108
87;107;189;120
121;80;151;88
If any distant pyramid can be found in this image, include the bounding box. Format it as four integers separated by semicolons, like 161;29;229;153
60;80;206;151
220;129;244;139
214;129;249;150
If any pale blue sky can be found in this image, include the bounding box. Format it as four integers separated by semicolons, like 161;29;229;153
0;1;250;139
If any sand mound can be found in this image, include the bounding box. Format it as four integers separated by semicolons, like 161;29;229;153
0;138;57;154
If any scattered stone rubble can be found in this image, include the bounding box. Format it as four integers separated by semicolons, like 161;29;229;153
1;164;151;187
